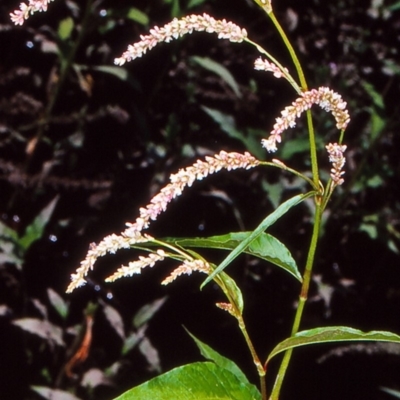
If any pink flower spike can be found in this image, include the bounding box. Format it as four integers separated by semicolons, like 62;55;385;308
106;250;167;282
114;13;247;66
262;87;350;153
254;57;288;79
326;142;347;186
161;259;211;285
10;0;55;25
67;151;259;292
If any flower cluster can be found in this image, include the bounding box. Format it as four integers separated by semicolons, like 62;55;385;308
161;259;211;285
67;151;259;292
106;250;167;282
262;87;350;152
326;143;347;186
114;13;248;65
10;0;54;25
216;302;238;318
254;57;288;79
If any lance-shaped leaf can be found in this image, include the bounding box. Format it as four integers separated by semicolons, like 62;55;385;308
202;193;311;288
114;362;261;400
266;326;400;364
19;196;59;251
192;56;241;97
13;318;64;347
170;231;301;282
185;329;249;384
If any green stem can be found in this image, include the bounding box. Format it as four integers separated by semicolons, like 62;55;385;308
267;11;319;188
269;203;323;399
24;0;93;171
244;38;302;94
259;160;318;191
236;315;267;399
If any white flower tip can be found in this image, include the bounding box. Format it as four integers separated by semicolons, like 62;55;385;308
114;58;126;66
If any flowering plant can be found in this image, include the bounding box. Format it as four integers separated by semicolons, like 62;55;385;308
10;1;400;399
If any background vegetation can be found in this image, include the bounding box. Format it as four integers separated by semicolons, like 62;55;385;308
0;0;400;399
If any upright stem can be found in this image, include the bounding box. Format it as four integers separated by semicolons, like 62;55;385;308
237;315;267;400
24;0;93;172
253;10;324;399
267;11;319;188
269;203;323;399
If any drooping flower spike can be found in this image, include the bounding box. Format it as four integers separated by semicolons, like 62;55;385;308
114;14;248;66
262;87;350;152
254;57;289;79
66;151;259;293
326;143;347;187
10;0;55;25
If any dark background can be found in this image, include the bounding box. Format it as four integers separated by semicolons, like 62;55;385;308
1;0;400;399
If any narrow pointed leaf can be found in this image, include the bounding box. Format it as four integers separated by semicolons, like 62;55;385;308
380;387;400;398
19;196;59;251
12;318;64;347
185;329;249;384
202;193;309;288
47;288;68;319
169;231;301;282
133;297;167;328
114;362;261;400
192;56;241;97
217;270;244;313
102;302;125;340
267;326;400;364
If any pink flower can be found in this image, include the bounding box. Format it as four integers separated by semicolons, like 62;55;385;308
326;142;347;186
262;87;350;152
254;57;288;79
67;151;259;292
114;14;247;65
161;259;211;285
10;0;55;25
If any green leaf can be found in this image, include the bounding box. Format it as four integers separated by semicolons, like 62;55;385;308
266;326;400;364
202;193;309;288
217;270;244;313
91;65;128;81
201;107;265;160
362;81;384;110
187;0;208;8
133;297;167;328
126;8;149;25
58;17;74;41
164;0;181;18
185;329;250;384
170;232;301;282
19;196;59;251
381;387;400;399
202;107;239;137
388;2;400;11
47;288;69;319
192;56;241;97
369;108;386;142
122;331;142;355
114;362;261;400
0;221;23;268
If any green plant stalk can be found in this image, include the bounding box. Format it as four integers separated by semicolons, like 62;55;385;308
244;38;302;95
267;11;319;189
235;313;267;400
260;161;318;191
24;0;93;172
269;203;323;400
